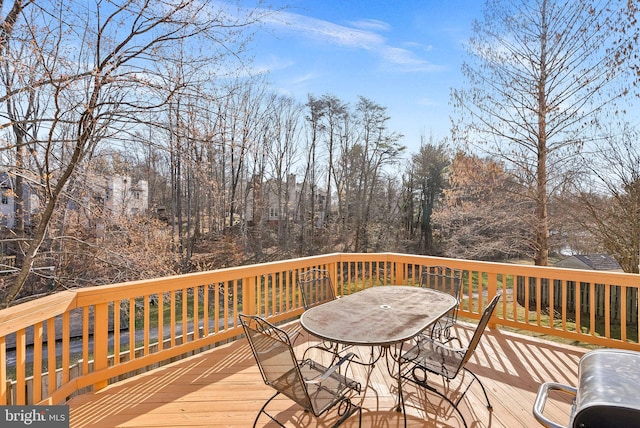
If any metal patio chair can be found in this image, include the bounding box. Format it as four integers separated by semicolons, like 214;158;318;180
297;268;350;355
400;292;502;428
419;266;463;343
297;268;338;310
240;314;362;428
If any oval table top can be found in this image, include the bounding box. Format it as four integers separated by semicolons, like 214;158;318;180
299;285;457;347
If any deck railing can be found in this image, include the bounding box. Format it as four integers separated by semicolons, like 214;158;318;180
1;252;639;406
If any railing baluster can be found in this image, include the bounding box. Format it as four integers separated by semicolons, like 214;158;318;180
605;284;611;338
16;328;26;404
181;288;187;344
114;301;121;364
143;295;150;355
47;318;56;401
621;286;627;342
0;336;5;404
488;272;498;329
94;303;109;390
589;282;596;336
170;290;176;347
213;285;220;334
32;322;43;402
62;312;70;384
223;283;229;329
129;298;135;361
82;307;89;376
194;286;200;340
157;291;164;347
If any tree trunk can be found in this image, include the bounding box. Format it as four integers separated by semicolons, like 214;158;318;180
534;0;549;267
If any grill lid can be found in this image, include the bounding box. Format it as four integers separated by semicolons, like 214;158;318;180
573;349;640;427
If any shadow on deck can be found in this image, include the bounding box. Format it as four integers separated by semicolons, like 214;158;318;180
68;321;587;427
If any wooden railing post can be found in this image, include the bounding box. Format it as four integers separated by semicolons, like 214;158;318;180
329;262;338;296
396;263;404;285
390;255;406;285
243;276;257;316
93;302;109;390
0;336;5;404
487;272;498;329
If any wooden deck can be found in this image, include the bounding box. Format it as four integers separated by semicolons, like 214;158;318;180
67;321;588;427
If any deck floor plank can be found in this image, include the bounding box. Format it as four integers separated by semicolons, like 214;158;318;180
68;322;587;427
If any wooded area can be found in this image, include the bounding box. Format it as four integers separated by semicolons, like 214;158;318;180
0;0;638;307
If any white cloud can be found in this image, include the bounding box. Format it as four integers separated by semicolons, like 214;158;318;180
379;47;444;72
404;41;434;52
263;10;441;72
256;55;295;73
417;97;438;106
291;72;318;85
263;11;383;49
347;19;391;32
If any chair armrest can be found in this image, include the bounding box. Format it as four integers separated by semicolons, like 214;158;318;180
533;382;577;428
304;352;357;385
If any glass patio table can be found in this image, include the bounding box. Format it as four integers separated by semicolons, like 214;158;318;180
299;285;457;425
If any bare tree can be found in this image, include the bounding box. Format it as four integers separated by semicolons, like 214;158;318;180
298;95;324;254
263;94;303;249
571;124;640;273
434;152;533;260
0;0;269;307
609;2;639;94
317;95;348;225
409;138;450;254
300;94;348;252
351;97;405;252
452;0;631;266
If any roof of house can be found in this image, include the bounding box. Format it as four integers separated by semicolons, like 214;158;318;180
556;254;622;271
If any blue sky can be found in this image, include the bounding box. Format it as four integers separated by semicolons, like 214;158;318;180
250;0;484;154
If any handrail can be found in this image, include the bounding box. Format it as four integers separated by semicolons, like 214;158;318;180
1;252;639;406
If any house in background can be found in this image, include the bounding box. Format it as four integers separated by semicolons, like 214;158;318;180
555;254;623;272
74;174;149;221
0;172;149;231
104;175;148;217
245;174;328;228
0;172;38;229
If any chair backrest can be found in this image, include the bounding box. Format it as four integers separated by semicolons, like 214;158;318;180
239;314;312;410
458;292;502;370
298;268;336;309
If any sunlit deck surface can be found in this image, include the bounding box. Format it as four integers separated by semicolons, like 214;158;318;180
67;320;587;427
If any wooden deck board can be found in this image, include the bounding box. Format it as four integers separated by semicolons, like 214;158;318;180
67;322;587;427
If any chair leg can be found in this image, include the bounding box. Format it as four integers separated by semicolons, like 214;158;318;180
254;391;286;428
402;367;468;428
331;397;362;428
436;391;468;428
463;368;493;410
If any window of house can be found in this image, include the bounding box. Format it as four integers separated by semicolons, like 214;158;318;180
1;194;8;205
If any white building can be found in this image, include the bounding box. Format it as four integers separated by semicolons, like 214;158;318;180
83;174;149;221
0;172;38;229
0;172;148;232
104;175;148;217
